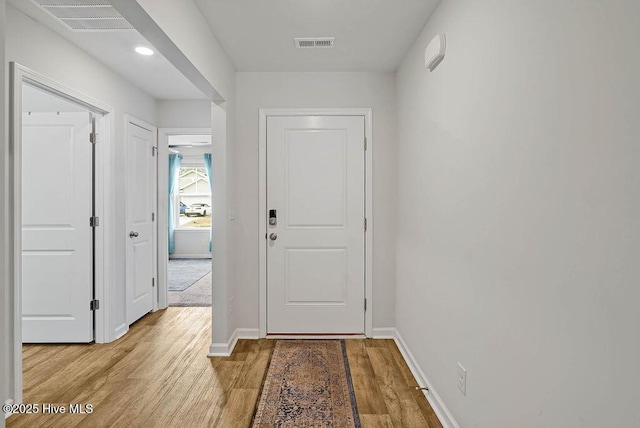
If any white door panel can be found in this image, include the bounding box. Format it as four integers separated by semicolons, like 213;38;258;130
126;122;156;324
22;112;93;343
267;116;365;334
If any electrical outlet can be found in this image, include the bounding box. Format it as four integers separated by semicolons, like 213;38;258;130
457;362;467;396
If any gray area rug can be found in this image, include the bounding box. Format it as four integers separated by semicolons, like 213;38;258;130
169;271;211;307
168;258;212;291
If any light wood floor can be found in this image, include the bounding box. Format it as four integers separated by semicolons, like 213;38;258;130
8;307;442;428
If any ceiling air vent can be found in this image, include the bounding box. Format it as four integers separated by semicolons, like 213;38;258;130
295;38;335;49
31;0;135;31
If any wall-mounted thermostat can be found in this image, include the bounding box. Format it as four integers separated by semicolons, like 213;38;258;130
425;34;446;71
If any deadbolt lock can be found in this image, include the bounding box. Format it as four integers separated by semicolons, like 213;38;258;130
269;209;277;226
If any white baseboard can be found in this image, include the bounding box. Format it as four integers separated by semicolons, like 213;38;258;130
113;324;128;342
392;329;460;428
266;334;366;340
208;341;233;357
208;328;259;357
236;328;260;340
5;398;14;420
372;327;397;339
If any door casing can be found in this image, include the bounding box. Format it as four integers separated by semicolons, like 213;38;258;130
9;62;114;405
258;108;373;338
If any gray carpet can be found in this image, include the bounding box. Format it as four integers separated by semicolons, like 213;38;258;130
169;271;211;307
168;259;212;291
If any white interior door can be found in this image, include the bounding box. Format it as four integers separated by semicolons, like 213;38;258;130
22;112;93;343
267;115;366;334
126;121;156;324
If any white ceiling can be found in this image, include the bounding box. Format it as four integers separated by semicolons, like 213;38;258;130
8;1;205;100
10;0;441;97
193;0;441;72
168;135;212;146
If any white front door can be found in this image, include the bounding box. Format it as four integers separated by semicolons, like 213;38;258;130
126;121;156;324
22;112;93;343
266;115;366;334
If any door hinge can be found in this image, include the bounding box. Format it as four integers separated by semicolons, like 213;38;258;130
90;132;97;144
152;278;155;288
152;146;157;157
89;216;100;227
364;218;368;231
364;136;367;151
152;213;155;222
90;299;100;311
364;298;367;311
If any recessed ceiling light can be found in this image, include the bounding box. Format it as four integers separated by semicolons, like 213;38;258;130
134;46;154;56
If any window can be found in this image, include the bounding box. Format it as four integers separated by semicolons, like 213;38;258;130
177;165;211;229
179;167;210;195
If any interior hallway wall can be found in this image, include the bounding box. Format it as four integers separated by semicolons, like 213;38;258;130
5;4;157;341
234;71;398;330
1;0;9;424
132;0;239;346
157;99;212;129
395;1;640;427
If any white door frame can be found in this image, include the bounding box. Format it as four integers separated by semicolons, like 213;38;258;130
125;116;158;316
9;62;114;404
258;108;374;338
157;127;212;310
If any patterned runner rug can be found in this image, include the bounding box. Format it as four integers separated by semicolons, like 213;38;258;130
252;340;361;427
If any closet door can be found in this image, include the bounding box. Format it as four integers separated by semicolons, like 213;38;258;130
22;112;93;343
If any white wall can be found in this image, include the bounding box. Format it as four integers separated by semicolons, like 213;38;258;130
157;99;211;129
171;230;211;258
175;145;211;164
133;0;238;347
395;1;640;427
1;0;8;424
5;5;157;343
136;0;235;103
235;71;397;330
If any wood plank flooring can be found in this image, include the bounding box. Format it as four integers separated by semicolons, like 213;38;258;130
8;307;442;428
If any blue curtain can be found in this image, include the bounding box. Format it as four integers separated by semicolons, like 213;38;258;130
168;153;182;254
203;154;213;252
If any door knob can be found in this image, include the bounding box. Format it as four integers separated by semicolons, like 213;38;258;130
129;231;139;238
269;233;277;241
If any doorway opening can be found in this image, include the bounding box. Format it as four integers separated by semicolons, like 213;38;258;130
20;83;98;343
158;131;213;308
10;63;113;404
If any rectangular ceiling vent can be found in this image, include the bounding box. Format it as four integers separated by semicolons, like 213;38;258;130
31;0;135;31
295;38;335;49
